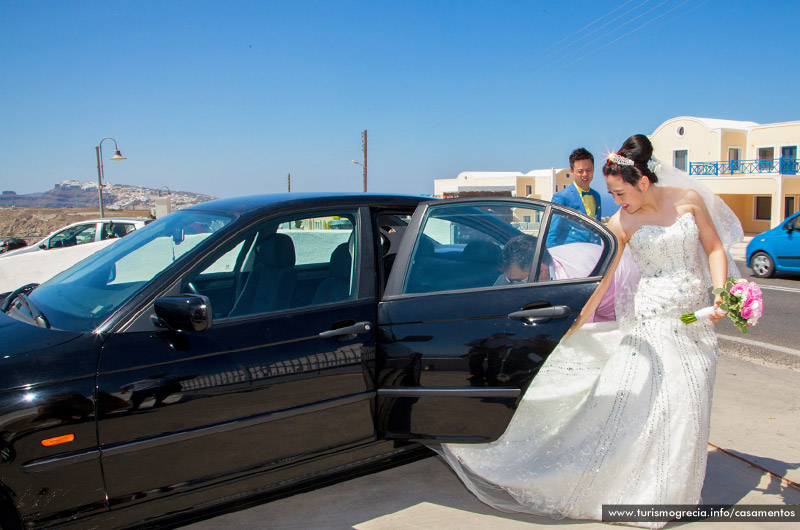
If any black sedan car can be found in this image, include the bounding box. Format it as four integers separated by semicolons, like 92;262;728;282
0;193;615;529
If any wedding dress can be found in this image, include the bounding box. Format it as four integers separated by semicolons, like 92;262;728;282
437;211;718;527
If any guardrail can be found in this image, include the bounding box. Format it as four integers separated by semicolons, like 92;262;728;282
690;158;799;176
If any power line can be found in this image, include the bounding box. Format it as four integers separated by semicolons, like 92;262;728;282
370;0;700;152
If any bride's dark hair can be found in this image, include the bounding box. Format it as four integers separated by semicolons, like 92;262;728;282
602;134;659;185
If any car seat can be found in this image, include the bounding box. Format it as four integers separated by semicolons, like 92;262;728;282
460;240;501;287
312;243;352;304
112;224;128;238
229;233;297;316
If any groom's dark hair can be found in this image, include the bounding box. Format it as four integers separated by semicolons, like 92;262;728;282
569;148;594;170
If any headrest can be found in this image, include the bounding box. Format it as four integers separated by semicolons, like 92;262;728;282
330;243;352;279
257;233;296;268
415;237;435;257
462;240;500;264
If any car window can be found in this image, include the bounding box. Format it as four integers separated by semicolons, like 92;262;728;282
543;210;606;281
402;201;608;294
102;222;137;240
27;211;233;331
403;202;543;294
49;223;97;248
279;215;353;266
183;211;358;319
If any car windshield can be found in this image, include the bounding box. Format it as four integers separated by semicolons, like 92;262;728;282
25;210;234;331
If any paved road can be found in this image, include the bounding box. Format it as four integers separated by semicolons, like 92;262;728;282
716;261;800;369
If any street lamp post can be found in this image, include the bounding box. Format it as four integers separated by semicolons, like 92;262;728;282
95;137;126;217
351;159;366;192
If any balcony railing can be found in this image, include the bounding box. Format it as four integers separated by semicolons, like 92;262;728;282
689;158;799;176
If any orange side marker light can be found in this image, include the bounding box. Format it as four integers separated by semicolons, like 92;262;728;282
41;434;75;447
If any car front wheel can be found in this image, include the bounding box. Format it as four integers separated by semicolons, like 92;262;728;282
751;251;775;278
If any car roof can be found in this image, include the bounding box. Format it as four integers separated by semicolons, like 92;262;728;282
36;218;149;239
179;193;432;217
72;218;150;223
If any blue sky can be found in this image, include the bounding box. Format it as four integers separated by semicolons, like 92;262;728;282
1;0;798;215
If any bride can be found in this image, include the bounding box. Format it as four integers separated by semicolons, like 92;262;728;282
436;134;743;527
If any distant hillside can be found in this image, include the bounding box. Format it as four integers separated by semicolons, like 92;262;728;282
0;180;216;209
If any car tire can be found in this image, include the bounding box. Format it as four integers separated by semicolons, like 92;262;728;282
750;251;775;278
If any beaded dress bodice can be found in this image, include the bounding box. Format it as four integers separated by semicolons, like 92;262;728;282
627;212;709;320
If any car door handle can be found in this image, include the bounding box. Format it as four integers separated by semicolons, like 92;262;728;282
318;321;373;339
508;305;570;324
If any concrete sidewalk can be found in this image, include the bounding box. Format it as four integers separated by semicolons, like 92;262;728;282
729;236;752;262
184;351;800;529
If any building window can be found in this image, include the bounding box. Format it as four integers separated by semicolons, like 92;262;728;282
755;196;772;221
780;146;797;175
757;147;775;172
786;196;795;218
674;150;688;171
676;126;685;137
728;147;741;173
525;185;532;196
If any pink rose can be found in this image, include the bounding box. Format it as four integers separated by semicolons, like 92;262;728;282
748;299;763;320
730;283;745;296
748;282;763;300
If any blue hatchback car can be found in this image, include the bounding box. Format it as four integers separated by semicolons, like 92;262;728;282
746;211;800;277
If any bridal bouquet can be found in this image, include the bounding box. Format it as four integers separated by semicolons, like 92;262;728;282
680;278;763;334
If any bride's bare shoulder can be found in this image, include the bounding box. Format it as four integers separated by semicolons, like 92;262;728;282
608;210;637;243
665;187;707;220
671;187;702;204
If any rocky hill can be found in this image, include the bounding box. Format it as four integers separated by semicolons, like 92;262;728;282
0;181;216;242
0;208;152;242
0;180;215;210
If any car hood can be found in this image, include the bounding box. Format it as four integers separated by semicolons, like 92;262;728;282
0;311;88;390
0;244;40;258
748;227;779;249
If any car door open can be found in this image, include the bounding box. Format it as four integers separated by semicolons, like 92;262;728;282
377;198;616;443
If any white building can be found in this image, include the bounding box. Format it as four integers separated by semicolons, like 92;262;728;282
651;116;800;231
434;168;570;201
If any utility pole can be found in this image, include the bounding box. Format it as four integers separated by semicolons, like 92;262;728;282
352;130;368;192
288;173;291;192
361;129;367;192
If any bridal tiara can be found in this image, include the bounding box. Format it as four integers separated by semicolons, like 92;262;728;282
608;153;635;166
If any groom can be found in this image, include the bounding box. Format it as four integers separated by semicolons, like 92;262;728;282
546;147;602;247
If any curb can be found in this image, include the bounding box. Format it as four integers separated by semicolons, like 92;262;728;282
709;442;800;492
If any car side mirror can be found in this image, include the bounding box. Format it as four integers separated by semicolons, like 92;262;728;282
152;295;212;332
39;243;47;250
